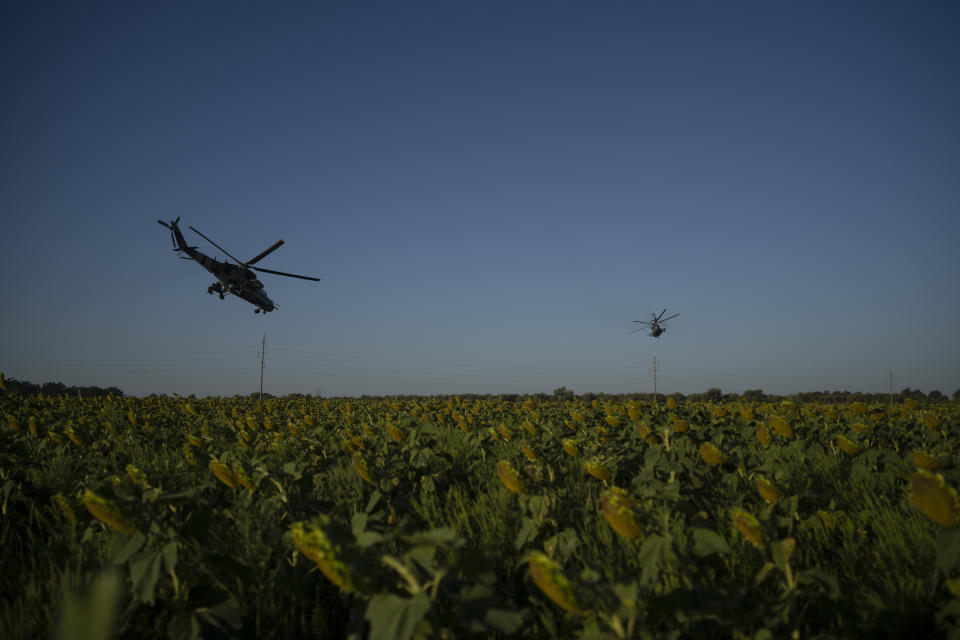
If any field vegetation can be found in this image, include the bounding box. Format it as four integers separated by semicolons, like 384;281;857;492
2;375;959;639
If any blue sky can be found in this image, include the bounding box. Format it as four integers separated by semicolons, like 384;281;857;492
2;1;958;397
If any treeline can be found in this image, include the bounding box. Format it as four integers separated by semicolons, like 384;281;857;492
3;375;956;403
551;386;958;404
283;386;959;404
571;387;958;404
0;376;123;398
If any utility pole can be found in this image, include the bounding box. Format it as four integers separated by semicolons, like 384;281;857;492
887;370;895;406
259;334;266;400
650;356;661;408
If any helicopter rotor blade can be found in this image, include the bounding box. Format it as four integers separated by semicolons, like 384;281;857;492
633;320;653;326
246;240;285;266
661;313;679;322
656;308;668;321
249;266;321;281
187;226;244;264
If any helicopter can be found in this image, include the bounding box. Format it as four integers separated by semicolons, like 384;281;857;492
632;308;678;338
158;218;320;313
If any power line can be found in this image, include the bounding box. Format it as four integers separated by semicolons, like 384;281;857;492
259;334;266;400
650;356;661;408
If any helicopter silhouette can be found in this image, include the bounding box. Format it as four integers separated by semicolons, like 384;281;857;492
158;218;319;313
632;308;678;338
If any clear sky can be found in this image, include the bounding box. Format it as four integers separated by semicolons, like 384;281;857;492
2;1;958;398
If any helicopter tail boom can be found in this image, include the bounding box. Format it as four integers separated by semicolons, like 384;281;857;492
158;218;190;253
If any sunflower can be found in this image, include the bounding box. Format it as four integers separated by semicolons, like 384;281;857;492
700;442;728;465
755;423;771;447
385;422;407;442
352;454;376;486
125;464;148;487
731;508;764;549
599;487;643;540
497;460;527;495
912;450;939;470
911;471;960;527
769;415;792;439
585;461;612;482
82;489;137;535
526;552;582;612
210;459;238;489
291;520;363;594
836;435;860;455
755;474;782;504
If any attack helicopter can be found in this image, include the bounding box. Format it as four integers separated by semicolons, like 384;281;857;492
158;218;320;313
632;308;678;338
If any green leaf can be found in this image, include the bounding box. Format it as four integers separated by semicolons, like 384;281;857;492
401;527;456;547
937;528;960;573
514;517;540;550
129;550;163;604
351;512;369;537
796;566;840;599
161;541;178;575
197;597;242;630
110;531;145;564
57;570;123;640
754;561;776;586
691;528;730;557
484;609;525;634
365;592;431;640
637;534;672;587
167;612;201;640
155;486;208;505
457;585;525;634
365;490;383;513
356;530;385;548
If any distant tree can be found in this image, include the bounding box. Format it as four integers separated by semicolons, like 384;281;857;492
743;389;765;402
703;388;723;403
552;387;575;401
954;388;960;401
898;388;926;402
928;390;946;403
41;381;67;396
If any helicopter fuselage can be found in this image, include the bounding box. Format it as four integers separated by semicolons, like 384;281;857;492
633;309;677;338
197;253;277;312
165;220;277;312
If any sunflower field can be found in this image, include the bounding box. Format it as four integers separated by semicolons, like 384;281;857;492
2;387;959;639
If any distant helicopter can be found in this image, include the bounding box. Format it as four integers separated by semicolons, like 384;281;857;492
632;308;678;338
158;218;320;313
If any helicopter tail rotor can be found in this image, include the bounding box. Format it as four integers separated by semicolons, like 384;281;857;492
157;218;184;250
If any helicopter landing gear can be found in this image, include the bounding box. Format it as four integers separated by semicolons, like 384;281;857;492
254;308;261;314
207;283;225;299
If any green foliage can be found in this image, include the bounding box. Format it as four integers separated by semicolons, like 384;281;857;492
0;392;957;638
